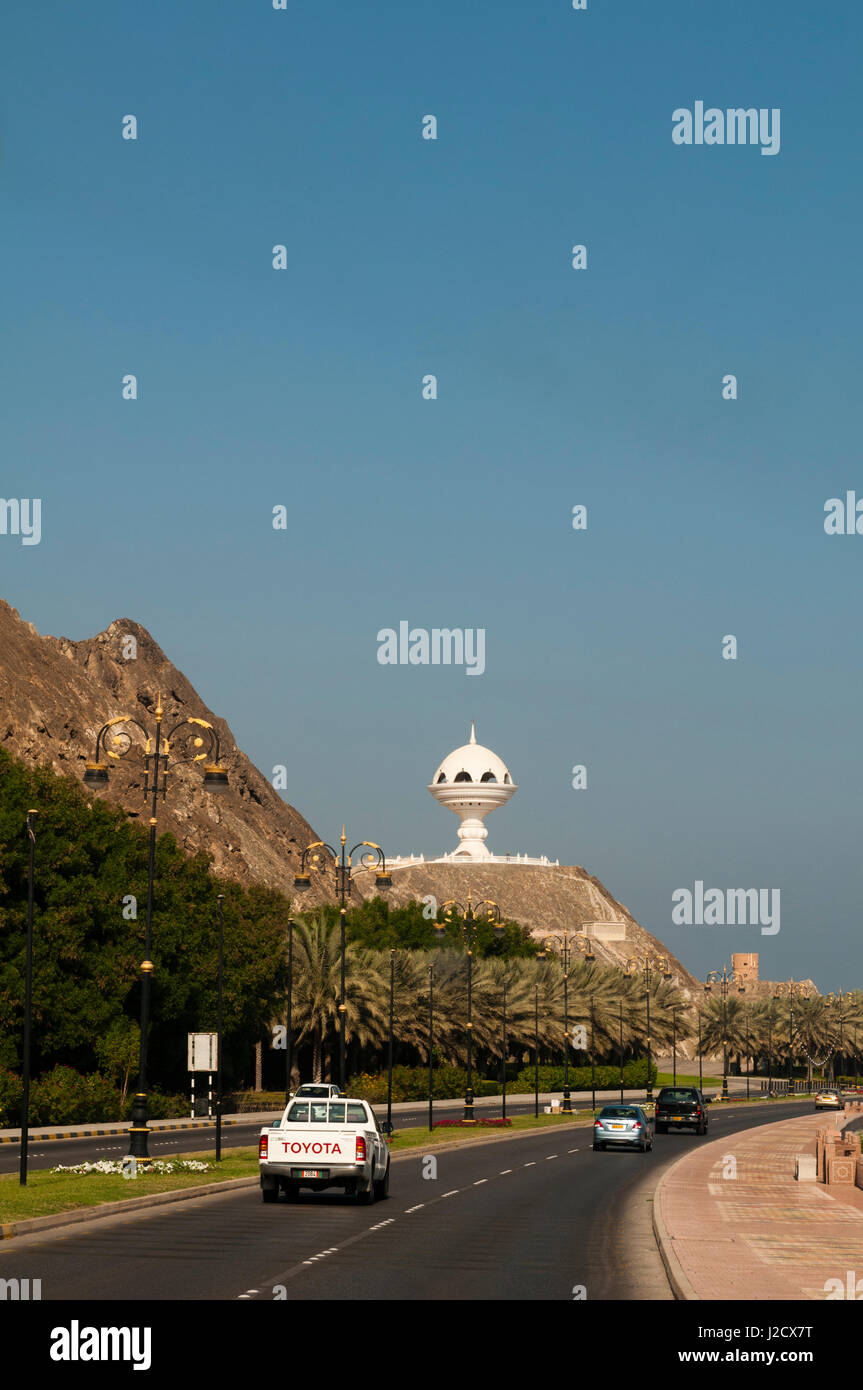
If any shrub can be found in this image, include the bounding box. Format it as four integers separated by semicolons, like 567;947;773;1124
349;1066;499;1103
138;1089;189;1121
508;1060;657;1094
0;1067;23;1128
28;1067;124;1125
432;1117;511;1128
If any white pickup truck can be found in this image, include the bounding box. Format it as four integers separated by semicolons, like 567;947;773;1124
259;1096;390;1204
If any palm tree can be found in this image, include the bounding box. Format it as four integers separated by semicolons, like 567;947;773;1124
699;994;749;1077
285;912;390;1080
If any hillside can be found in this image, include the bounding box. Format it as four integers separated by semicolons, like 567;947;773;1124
354;861;702;997
0;599;325;900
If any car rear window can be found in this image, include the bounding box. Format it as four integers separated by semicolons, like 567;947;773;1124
600;1107;639;1119
659;1089;697;1103
284;1100;367;1124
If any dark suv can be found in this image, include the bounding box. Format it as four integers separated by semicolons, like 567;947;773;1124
654;1086;709;1135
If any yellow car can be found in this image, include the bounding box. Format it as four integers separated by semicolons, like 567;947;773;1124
814;1089;845;1111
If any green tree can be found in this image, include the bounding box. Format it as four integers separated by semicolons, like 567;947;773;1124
0;746;291;1094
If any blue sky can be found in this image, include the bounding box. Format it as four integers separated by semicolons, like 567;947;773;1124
3;1;861;989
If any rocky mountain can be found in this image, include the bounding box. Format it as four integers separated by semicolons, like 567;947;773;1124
0;599;326;900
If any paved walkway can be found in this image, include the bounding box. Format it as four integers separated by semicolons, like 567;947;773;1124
655;1107;863;1300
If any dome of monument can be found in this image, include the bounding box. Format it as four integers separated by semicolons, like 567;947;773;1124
431;722;514;788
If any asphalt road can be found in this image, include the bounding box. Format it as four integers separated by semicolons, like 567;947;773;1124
0;1099;806;1301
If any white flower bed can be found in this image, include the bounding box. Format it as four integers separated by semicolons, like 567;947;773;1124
51;1158;212;1175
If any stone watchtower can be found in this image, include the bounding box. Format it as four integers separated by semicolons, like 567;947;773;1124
732;952;759;985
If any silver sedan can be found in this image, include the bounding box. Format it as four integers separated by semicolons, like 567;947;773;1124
593;1104;654;1152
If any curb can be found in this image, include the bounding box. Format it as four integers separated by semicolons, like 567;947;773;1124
0;1119;255;1145
0;1118;588;1243
651;1149;702;1302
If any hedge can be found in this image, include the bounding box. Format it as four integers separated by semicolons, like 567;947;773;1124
0;1065;188;1127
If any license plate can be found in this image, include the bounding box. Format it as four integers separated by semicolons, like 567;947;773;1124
672;1116;684;1122
610;1124;624;1130
299;1169;324;1178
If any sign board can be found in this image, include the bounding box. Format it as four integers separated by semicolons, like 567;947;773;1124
187;1032;218;1072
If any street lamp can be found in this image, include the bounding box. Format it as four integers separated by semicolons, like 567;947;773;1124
434;894;504;1121
539;932;583;1113
386;949;395;1135
294;828;390;1091
534;984;540;1118
501;979;508;1121
215;894;224;1163
697;1008;703;1091
84;696;229;1160
285;918;294;1104
772;979;812;1094
427;963;435;1132
19;810;37;1187
826;991;851;1088
705;965;745;1100
625;949;673;1101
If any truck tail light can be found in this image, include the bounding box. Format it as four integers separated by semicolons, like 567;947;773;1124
259;1134;268;1159
356;1136;367;1161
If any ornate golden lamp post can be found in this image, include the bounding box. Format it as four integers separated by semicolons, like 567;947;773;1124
625;949;673;1101
434;893;503;1121
704;964;746;1099
84;695;229;1158
293;828;391;1091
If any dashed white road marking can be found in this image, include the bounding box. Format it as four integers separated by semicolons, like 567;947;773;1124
568;1148;579;1153
499;1169;512;1174
473;1178;487;1185
442;1189;459;1197
404;1204;425;1213
546;1154;558;1160
524;1161;536;1167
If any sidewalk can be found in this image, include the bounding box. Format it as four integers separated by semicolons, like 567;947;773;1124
654;1108;863;1300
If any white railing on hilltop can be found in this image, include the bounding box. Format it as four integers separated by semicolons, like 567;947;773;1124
386;852;560;868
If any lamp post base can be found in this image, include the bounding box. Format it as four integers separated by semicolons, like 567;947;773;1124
561;1087;572;1113
128;1094;150;1159
463;1091;476;1123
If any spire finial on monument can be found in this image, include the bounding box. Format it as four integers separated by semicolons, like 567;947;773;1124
469;720;476;745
